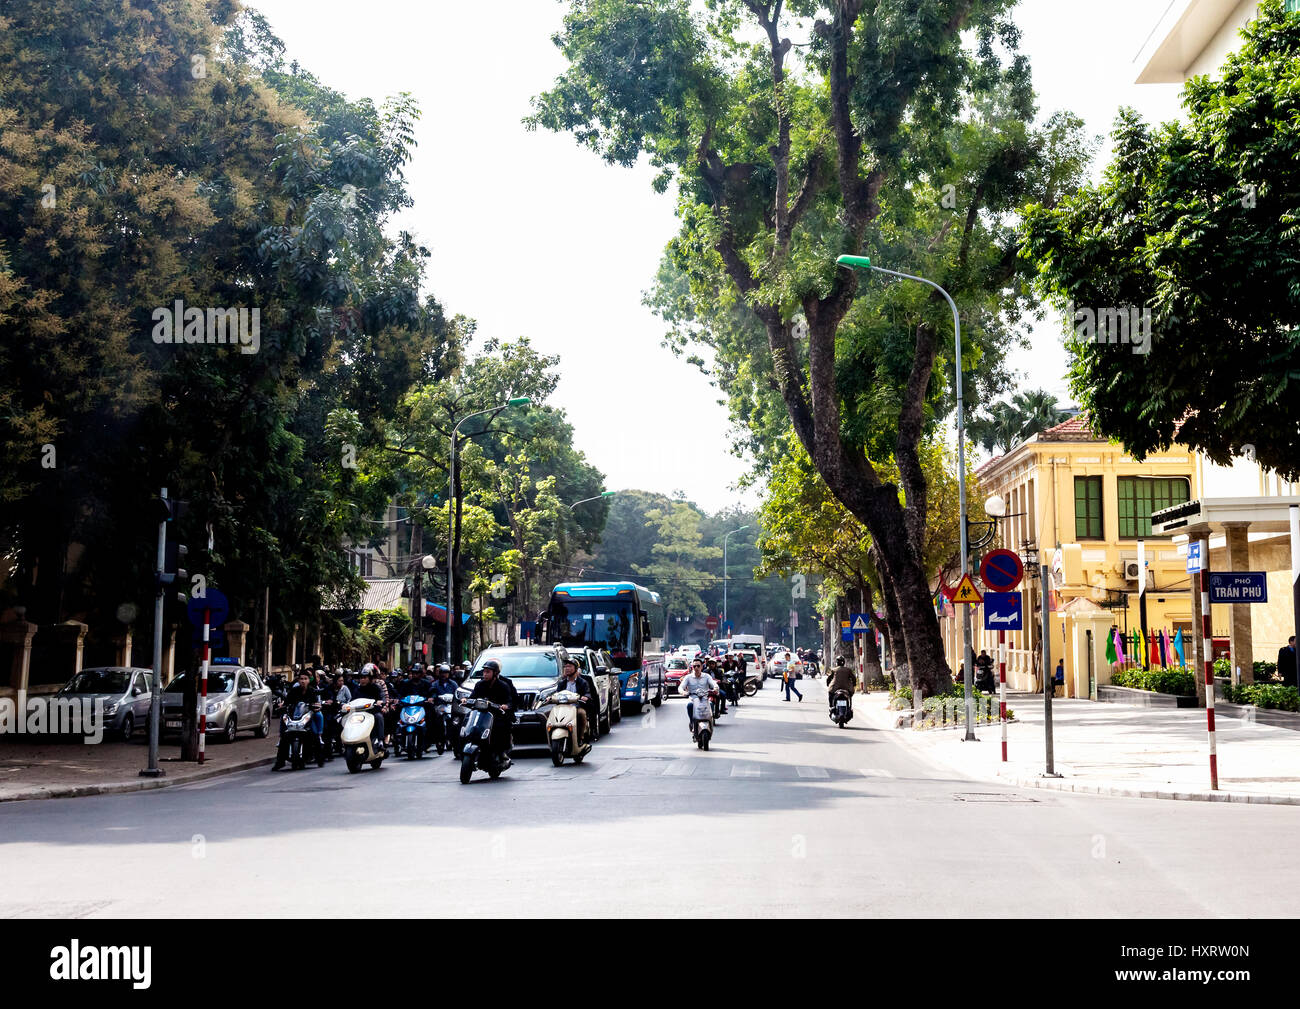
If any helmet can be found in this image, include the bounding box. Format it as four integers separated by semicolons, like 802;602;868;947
437;663;451;675
360;662;378;678
481;659;501;673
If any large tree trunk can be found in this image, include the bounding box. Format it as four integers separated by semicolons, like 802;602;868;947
872;547;909;687
857;580;884;687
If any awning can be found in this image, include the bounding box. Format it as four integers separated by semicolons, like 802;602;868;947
423;600;472;625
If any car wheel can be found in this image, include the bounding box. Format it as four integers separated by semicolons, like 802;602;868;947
221;715;237;744
120;713;134;741
612;698;621;725
254;708;270;738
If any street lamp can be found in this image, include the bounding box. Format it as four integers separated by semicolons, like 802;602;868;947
568;490;615;510
837;254;977;740
722;525;749;629
447;397;530;663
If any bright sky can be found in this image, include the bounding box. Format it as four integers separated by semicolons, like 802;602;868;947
247;0;1189;510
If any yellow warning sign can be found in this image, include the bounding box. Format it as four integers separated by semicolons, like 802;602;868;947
951;574;983;605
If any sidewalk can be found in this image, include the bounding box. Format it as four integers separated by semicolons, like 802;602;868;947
0;734;278;802
860;689;1300;805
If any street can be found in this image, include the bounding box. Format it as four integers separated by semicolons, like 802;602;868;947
3;678;1297;918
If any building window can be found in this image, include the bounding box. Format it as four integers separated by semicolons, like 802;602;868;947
1117;477;1190;538
1074;476;1103;539
1288;0;1300;13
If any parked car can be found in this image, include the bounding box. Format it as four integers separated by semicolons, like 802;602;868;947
56;667;155;740
161;661;272;743
568;646;620;732
464;645;572;746
664;655;691;696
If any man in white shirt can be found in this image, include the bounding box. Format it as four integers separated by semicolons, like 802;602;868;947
680;658;719;733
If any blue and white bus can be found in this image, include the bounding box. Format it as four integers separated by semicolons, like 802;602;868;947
543;581;667;710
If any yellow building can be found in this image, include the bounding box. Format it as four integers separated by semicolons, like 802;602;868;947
945;416;1298;699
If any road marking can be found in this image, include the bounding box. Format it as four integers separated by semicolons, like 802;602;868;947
858;768;895;778
662;760;696;777
795;765;829;779
730;763;761;777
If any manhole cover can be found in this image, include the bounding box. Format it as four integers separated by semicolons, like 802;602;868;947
953;792;1038;803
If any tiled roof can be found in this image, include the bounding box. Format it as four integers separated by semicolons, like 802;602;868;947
1038;413;1100;441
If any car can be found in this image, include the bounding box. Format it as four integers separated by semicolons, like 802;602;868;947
770;652;804;681
567;646;621;732
56;666;155;740
464;645;573;746
732;650;763;685
160;662;273;743
664;655;692;696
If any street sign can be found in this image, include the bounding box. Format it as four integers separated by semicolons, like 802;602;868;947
983;592;1023;631
849;612;871;635
1186;541;1202;573
1208;572;1268;604
840;620;853;643
951;573;983;605
980;549;1024;592
520;620;537;640
705;615;720;630
186;587;229;629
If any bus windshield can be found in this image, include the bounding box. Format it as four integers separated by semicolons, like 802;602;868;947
549;599;634;658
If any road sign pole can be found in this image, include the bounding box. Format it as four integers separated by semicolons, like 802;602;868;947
142;487;168;779
1041;563;1058;777
999;628;1007;762
1200;547;1218;791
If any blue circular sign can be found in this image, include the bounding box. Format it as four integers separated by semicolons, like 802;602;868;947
980;549;1023;592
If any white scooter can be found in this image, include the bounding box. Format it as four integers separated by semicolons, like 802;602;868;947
340;697;386;773
542;689;592;766
688;691;715;750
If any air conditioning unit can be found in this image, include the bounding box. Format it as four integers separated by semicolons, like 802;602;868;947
1124;561;1142;582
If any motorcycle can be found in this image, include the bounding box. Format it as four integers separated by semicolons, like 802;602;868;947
830;688;853;728
458;697;512;784
267;673;288;719
339;697;386;773
396;694;429;760
742;673;761;697
432;692;457;756
689;691;715;750
281;701;326;770
540;688;591;767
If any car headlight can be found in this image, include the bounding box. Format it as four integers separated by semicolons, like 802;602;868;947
104;702;119;716
626;673;638;688
205;700;223;714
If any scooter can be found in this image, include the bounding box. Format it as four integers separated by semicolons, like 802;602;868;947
742;673;761;697
689;691;715;750
340;697;386;773
281;701;326;770
433;692;457;756
830;688;853;728
541;689;592;767
396;694;428;760
458;697;512;784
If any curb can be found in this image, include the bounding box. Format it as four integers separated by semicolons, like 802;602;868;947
860;696;1300;807
0;753;275;803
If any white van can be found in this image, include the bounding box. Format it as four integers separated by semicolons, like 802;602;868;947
712;634;767;678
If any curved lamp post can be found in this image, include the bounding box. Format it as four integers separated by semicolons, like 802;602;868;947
447;398;530;663
836;254;976;740
568;490;616;510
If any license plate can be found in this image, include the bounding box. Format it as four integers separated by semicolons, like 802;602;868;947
165;719;181;728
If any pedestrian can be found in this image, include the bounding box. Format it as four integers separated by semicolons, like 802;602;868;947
975;649;995;693
1278;636;1297;688
783;659;802;702
1054;658;1065;696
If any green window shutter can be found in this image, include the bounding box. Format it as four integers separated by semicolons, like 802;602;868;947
1074;476;1102;539
1118;476;1191;537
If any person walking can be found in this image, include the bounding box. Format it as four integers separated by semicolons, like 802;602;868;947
783;658;802;702
1277;636;1297;688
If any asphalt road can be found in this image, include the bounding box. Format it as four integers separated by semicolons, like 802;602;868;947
2;677;1297;917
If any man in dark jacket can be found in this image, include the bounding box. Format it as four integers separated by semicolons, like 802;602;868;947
1278;636;1297;688
825;655;858;711
273;669;323;769
351;667;387;750
469;660;516;754
555;657;598;743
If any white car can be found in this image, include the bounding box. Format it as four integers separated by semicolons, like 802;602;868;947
732;650;763;683
771;653;803;680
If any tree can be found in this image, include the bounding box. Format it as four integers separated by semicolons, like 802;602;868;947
968;389;1069;453
1021;1;1300;479
532;0;1088;697
634;503;721;618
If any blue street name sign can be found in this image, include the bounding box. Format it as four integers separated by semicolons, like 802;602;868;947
1208;572;1268;604
1186;541;1202;574
983;592;1023;631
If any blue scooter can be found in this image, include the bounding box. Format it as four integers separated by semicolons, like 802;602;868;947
397;694;429;760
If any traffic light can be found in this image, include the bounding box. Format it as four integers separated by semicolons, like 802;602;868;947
153;495;189;524
160;541;188;586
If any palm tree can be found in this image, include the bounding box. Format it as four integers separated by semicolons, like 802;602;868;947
968;390;1072;455
1012;390;1072;439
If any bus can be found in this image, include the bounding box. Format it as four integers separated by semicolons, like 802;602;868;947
543;581;667;711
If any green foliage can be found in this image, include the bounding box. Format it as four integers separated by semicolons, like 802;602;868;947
1021;2;1300;478
633;503;721;618
968;390;1072;454
1111;667;1196;696
1213;657;1233;678
1221;683;1300;711
360;607;412;646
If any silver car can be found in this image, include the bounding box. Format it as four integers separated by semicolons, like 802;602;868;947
56;667;155;740
161;664;272;742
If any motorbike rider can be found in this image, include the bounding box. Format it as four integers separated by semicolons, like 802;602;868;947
273;668;323;770
373;665;397;746
555;656;598;744
351;665;387;751
680;658;720;734
825;654;858;712
469;659;516;756
705;657;727;714
326;672;351;756
428;664;458;749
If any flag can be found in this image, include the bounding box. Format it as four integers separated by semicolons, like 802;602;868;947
1173;629;1186;666
1105;630;1118;665
1113;629;1126;665
1161;630;1172;667
1150;631;1162;668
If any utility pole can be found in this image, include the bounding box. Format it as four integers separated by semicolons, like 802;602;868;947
1041;561;1059;777
142;488;168;778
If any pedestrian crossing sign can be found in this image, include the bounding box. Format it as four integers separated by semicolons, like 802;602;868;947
849;613;871;633
951;574;983;605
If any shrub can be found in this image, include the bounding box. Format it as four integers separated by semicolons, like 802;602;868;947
1111;667;1196;696
1213;658;1233;678
1221;683;1300;712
